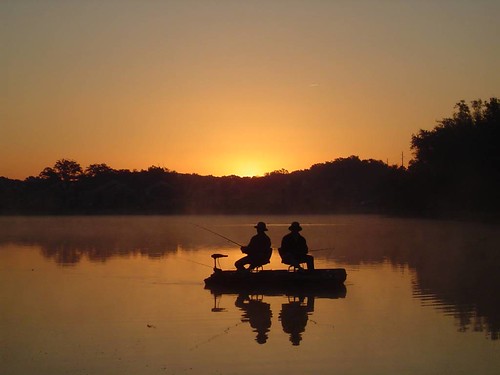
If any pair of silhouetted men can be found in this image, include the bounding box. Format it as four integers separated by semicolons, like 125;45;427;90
235;221;314;271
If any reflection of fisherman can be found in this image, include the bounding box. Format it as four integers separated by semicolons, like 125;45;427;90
279;222;314;270
235;222;272;271
279;296;314;346
235;294;272;344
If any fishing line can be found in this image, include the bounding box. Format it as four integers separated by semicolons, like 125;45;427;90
189;321;244;351
176;256;213;269
309;247;335;252
191;223;244;247
309;318;335;328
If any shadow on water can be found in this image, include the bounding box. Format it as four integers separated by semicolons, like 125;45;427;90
207;285;347;345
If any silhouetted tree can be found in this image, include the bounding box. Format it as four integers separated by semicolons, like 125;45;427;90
0;156;409;215
39;159;83;182
85;163;115;177
39;167;59;181
410;98;500;215
265;168;289;176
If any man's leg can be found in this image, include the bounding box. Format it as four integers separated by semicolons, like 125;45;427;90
306;255;315;270
235;256;250;270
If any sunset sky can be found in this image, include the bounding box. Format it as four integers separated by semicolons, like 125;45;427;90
2;0;499;179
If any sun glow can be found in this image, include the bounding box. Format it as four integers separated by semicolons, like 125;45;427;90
2;2;498;181
234;163;265;177
231;161;267;177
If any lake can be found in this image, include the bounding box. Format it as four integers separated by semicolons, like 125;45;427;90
1;215;499;375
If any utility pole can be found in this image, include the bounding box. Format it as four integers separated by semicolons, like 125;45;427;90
401;152;404;168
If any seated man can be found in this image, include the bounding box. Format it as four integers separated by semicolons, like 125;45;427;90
279;221;314;270
235;222;272;271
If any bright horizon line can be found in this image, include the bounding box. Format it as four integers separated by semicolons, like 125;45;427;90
2;153;408;181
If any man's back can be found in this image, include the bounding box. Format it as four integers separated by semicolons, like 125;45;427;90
281;232;308;256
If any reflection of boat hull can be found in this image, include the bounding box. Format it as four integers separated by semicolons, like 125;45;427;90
204;268;347;297
206;282;347;299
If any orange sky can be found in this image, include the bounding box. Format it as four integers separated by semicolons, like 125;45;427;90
2;1;499;179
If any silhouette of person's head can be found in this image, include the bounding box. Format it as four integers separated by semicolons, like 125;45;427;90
254;222;268;233
256;331;269;344
290;332;302;346
289;221;302;232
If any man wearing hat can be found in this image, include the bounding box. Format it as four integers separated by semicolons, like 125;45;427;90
279;222;314;270
235;222;272;271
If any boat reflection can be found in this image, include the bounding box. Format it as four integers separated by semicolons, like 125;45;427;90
207;284;346;345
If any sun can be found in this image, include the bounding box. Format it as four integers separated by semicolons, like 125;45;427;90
231;161;266;177
218;153;282;177
235;165;264;177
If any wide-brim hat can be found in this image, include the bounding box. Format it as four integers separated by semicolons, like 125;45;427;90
254;222;268;231
288;221;302;231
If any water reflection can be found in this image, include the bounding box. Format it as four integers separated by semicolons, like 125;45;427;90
390;220;500;341
1;215;499;341
279;296;314;346
208;285;346;345
235;294;272;344
411;250;500;341
0;216;226;265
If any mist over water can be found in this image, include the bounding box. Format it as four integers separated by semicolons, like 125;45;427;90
1;215;499;374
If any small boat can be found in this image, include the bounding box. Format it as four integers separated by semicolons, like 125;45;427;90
204;253;347;292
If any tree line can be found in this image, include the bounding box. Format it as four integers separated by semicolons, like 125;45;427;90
0;98;498;218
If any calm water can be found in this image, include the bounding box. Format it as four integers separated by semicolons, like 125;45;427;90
1;215;499;375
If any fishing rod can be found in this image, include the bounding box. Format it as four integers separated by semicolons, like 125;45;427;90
309;247;335;253
191;223;244;247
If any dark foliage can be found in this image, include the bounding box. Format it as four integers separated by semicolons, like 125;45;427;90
0;98;498;218
409;98;500;216
0;157;405;215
